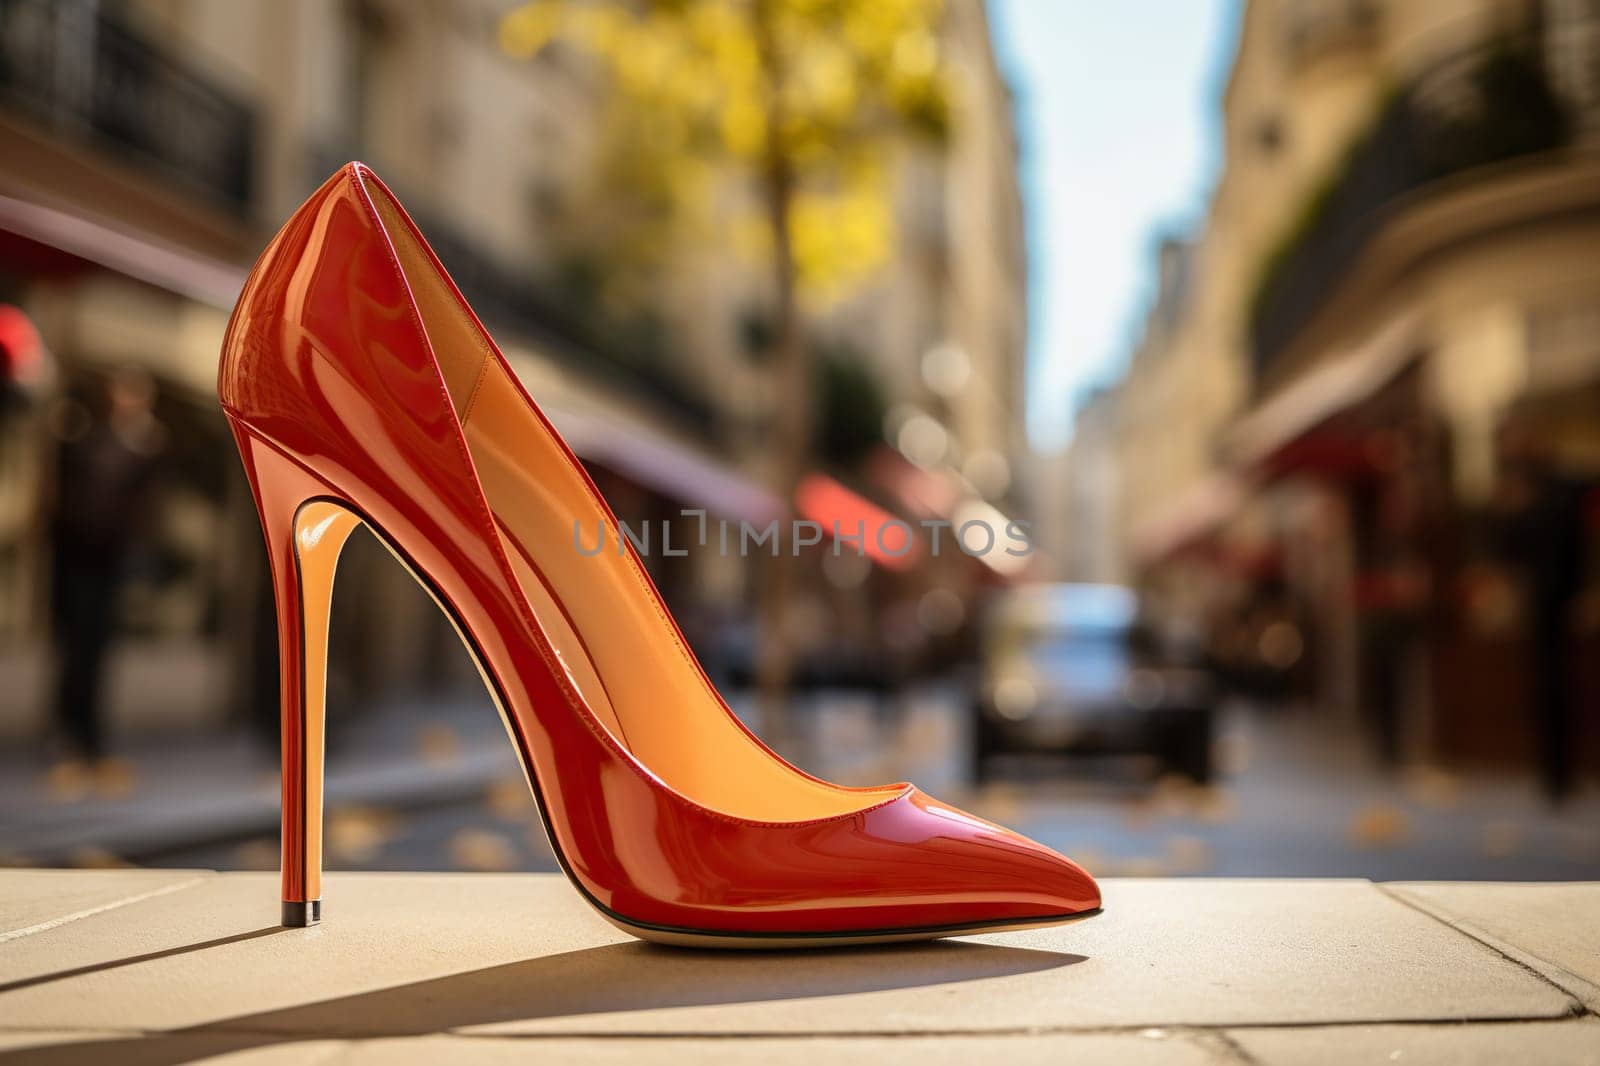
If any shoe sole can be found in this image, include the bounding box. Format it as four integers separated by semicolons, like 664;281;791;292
599;906;1103;949
341;496;1101;949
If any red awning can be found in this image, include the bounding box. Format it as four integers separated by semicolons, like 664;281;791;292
794;472;918;570
1262;427;1393;483
866;446;964;519
1229;313;1419;469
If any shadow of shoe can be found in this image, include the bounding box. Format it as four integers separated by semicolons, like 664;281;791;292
0;928;285;996
0;937;1085;1064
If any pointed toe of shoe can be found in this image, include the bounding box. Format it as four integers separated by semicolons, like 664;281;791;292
978;822;1100;914
1020;837;1102;916
950;807;1102;920
841;788;1101;932
577;785;1102;939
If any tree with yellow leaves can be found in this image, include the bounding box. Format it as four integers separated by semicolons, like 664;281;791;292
500;0;953;731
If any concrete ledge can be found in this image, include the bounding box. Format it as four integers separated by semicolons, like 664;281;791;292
0;872;1595;1064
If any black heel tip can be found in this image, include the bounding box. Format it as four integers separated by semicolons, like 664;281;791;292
282;900;321;927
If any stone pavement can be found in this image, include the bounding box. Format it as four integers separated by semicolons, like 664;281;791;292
0;872;1596;1064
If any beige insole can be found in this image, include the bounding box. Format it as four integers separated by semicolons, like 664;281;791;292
366;178;896;822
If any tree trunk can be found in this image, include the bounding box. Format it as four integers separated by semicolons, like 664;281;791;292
753;0;808;750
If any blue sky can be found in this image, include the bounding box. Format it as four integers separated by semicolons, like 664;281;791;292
989;0;1241;451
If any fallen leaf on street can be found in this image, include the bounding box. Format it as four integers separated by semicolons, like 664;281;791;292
327;806;396;863
1347;803;1410;848
231;837;280;871
1402;766;1461;811
1165;834;1213;874
70;846;131;869
415;723;463;765
484;776;533;820
450;828;519;872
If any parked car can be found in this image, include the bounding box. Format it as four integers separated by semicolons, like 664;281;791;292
970;584;1216;783
710;626;901;695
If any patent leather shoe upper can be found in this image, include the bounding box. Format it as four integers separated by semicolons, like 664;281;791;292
221;163;1100;939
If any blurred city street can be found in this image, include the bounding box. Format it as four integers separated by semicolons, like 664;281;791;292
3;0;1599;1059
0;0;1597;1030
8;690;1598;884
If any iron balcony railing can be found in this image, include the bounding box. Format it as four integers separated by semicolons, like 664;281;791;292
1249;22;1597;381
0;0;255;215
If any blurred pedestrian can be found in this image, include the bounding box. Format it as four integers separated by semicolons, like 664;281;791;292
42;368;166;796
1354;459;1430;770
1497;426;1592;805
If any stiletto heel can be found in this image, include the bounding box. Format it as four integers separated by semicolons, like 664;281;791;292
230;419;360;928
221;162;1099;946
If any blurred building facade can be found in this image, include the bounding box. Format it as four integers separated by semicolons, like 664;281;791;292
807;0;1033;665
1092;0;1600;781
1045;383;1122;584
0;0;1028;744
856;0;1029;502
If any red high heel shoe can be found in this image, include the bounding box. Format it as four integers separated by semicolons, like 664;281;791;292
222;163;1101;946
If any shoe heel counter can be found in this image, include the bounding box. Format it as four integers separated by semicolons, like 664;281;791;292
218;162;443;468
219;166;356;418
